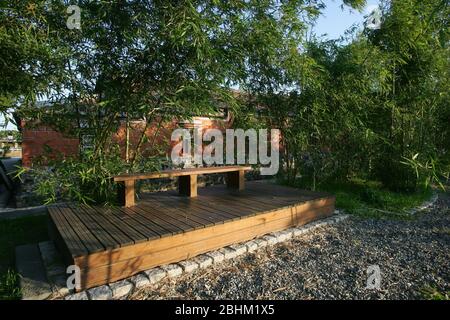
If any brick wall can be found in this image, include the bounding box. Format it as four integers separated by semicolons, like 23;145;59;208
21;122;79;167
112;117;229;159
21;116;230;167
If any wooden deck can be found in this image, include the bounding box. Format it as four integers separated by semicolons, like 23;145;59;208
48;180;335;290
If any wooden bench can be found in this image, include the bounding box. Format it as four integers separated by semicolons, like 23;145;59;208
113;165;252;207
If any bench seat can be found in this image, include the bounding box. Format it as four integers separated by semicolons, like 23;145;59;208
113;165;252;207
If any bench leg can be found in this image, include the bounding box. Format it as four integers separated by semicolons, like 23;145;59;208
226;170;245;191
178;174;197;197
117;180;135;207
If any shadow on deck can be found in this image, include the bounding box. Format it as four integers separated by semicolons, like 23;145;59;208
48;180;335;290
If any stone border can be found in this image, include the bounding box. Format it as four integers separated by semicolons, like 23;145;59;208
0;205;47;220
408;192;439;215
63;212;350;300
0;201;76;220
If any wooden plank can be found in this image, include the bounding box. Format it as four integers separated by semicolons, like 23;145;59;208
129;206;185;236
176;197;242;221
54;205;104;254
115;206;171;238
247;181;332;200
184;197;251;220
117;180;136;207
140;198;207;229
146;196;215;226
216;182;327;206
188;188;262;217
220;192;306;213
161;196;236;225
50;182;333;255
105;206;161;240
194;189;275;217
48;207;88;258
201;181;306;200
113;166;251;182
204;192;282;213
75;202;335;288
93;206;150;244
68;204;121;250
75;197;334;268
48;214;76;265
49;181;337;288
243;188;335;209
138;202;199;232
78;205;135;247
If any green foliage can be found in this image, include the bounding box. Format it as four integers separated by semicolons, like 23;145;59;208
11;0;323;147
330;180;432;219
0;269;20;300
0;130;20;140
3;0;449;202
0;215;49;299
359;187;384;208
282;177;433;219
374;158;418;192
402;154;450;191
1;145;11;158
420;286;450;300
240;0;449;192
16;149;167;205
0;1;69;113
5;1;343;205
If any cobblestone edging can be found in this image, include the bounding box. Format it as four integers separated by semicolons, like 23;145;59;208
408;192;439;215
63;212;350;300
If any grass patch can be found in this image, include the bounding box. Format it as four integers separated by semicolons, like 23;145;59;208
280;178;433;220
420;286;450;300
0;215;49;300
0;270;21;300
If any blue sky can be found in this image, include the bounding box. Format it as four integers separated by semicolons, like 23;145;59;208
313;0;381;39
1;0;381;131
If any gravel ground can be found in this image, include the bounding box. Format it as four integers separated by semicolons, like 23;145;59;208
131;192;450;300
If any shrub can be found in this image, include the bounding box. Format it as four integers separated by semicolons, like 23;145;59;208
0;269;20;300
16;150;167;205
374;159;418;193
359;188;385;208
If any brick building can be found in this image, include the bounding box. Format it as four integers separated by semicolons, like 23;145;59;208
20;113;230;167
21;122;79;167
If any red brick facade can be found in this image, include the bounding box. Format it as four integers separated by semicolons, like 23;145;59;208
21;117;230;167
21;122;79;167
